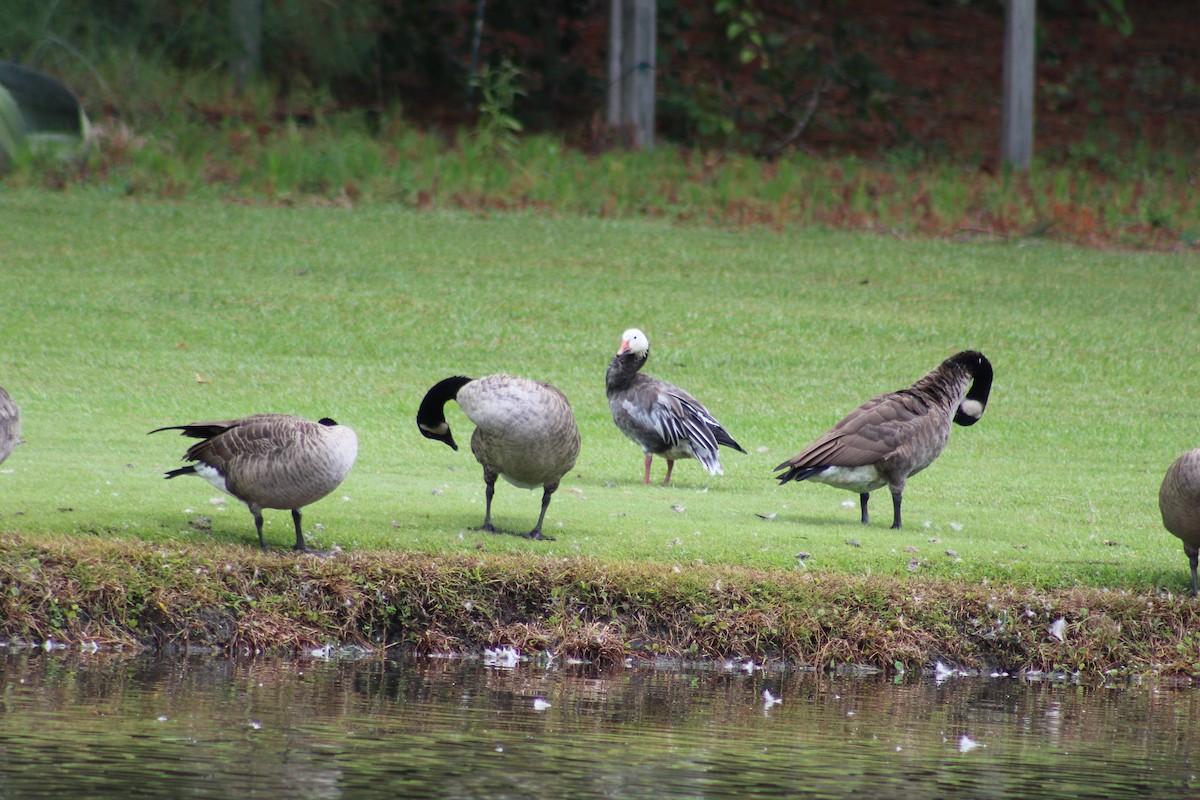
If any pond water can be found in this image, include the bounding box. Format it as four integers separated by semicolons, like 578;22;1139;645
0;648;1197;799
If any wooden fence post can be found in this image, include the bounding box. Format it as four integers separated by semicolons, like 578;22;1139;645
607;0;656;150
231;0;262;92
1001;0;1035;170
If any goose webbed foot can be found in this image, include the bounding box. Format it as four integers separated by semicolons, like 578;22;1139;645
523;529;556;541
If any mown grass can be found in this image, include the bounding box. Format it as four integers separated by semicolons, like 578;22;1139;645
1;190;1197;585
1;191;1199;670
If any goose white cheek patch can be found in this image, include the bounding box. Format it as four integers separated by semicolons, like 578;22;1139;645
959;399;984;419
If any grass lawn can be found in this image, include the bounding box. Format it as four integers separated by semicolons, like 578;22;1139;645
2;190;1198;599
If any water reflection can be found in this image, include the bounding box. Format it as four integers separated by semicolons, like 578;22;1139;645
0;649;1197;799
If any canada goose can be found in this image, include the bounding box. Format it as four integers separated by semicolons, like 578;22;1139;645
775;350;993;529
417;374;580;540
606;328;745;485
0;386;20;465
150;414;358;551
1159;449;1200;597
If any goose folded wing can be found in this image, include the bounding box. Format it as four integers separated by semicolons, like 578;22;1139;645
785;392;929;469
0;390;17;424
670;395;722;461
184;419;296;463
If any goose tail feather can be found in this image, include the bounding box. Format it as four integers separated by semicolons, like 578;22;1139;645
774;464;825;485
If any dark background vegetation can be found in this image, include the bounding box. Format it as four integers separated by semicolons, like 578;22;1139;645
2;0;1196;163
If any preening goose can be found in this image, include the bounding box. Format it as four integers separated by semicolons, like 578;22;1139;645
606;328;745;485
775;350;993;529
151;414;358;551
0;386;20;466
418;374;580;540
1159;449;1200;597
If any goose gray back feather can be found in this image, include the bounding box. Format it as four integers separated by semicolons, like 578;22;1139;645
151;414;358;550
0;386;20;466
606;328;745;485
1159;448;1200;597
417;373;580;539
775;350;992;529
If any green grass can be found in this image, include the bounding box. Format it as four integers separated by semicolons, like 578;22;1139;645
2;190;1199;598
4;104;1197;251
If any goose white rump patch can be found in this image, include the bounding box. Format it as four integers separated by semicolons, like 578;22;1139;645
194;463;232;496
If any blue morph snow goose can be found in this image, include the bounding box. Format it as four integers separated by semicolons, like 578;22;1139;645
606;328;745;485
1159;449;1200;598
0;386;20;466
151;414;358;551
775;350;992;529
417;373;580;540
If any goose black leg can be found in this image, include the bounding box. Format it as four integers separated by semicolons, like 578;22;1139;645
859;493;870;525
525;484;558;541
1189;548;1199;598
890;492;903;530
292;508;307;551
252;509;268;551
478;469;498;533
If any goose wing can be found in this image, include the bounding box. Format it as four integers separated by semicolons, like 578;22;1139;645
777;391;931;473
0;388;20;462
662;392;722;467
618;377;732;472
149;413;284;442
0;388;18;429
188;417;300;465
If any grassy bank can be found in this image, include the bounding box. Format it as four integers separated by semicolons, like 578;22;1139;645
1;192;1199;673
4;533;1199;677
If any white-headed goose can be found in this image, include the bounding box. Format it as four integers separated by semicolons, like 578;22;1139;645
1159;449;1200;597
0;386;21;465
417;373;580;540
775;350;992;529
606;328;745;485
151;414;358;551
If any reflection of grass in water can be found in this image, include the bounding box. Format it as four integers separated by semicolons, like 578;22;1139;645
1;192;1199;670
0;653;1191;797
